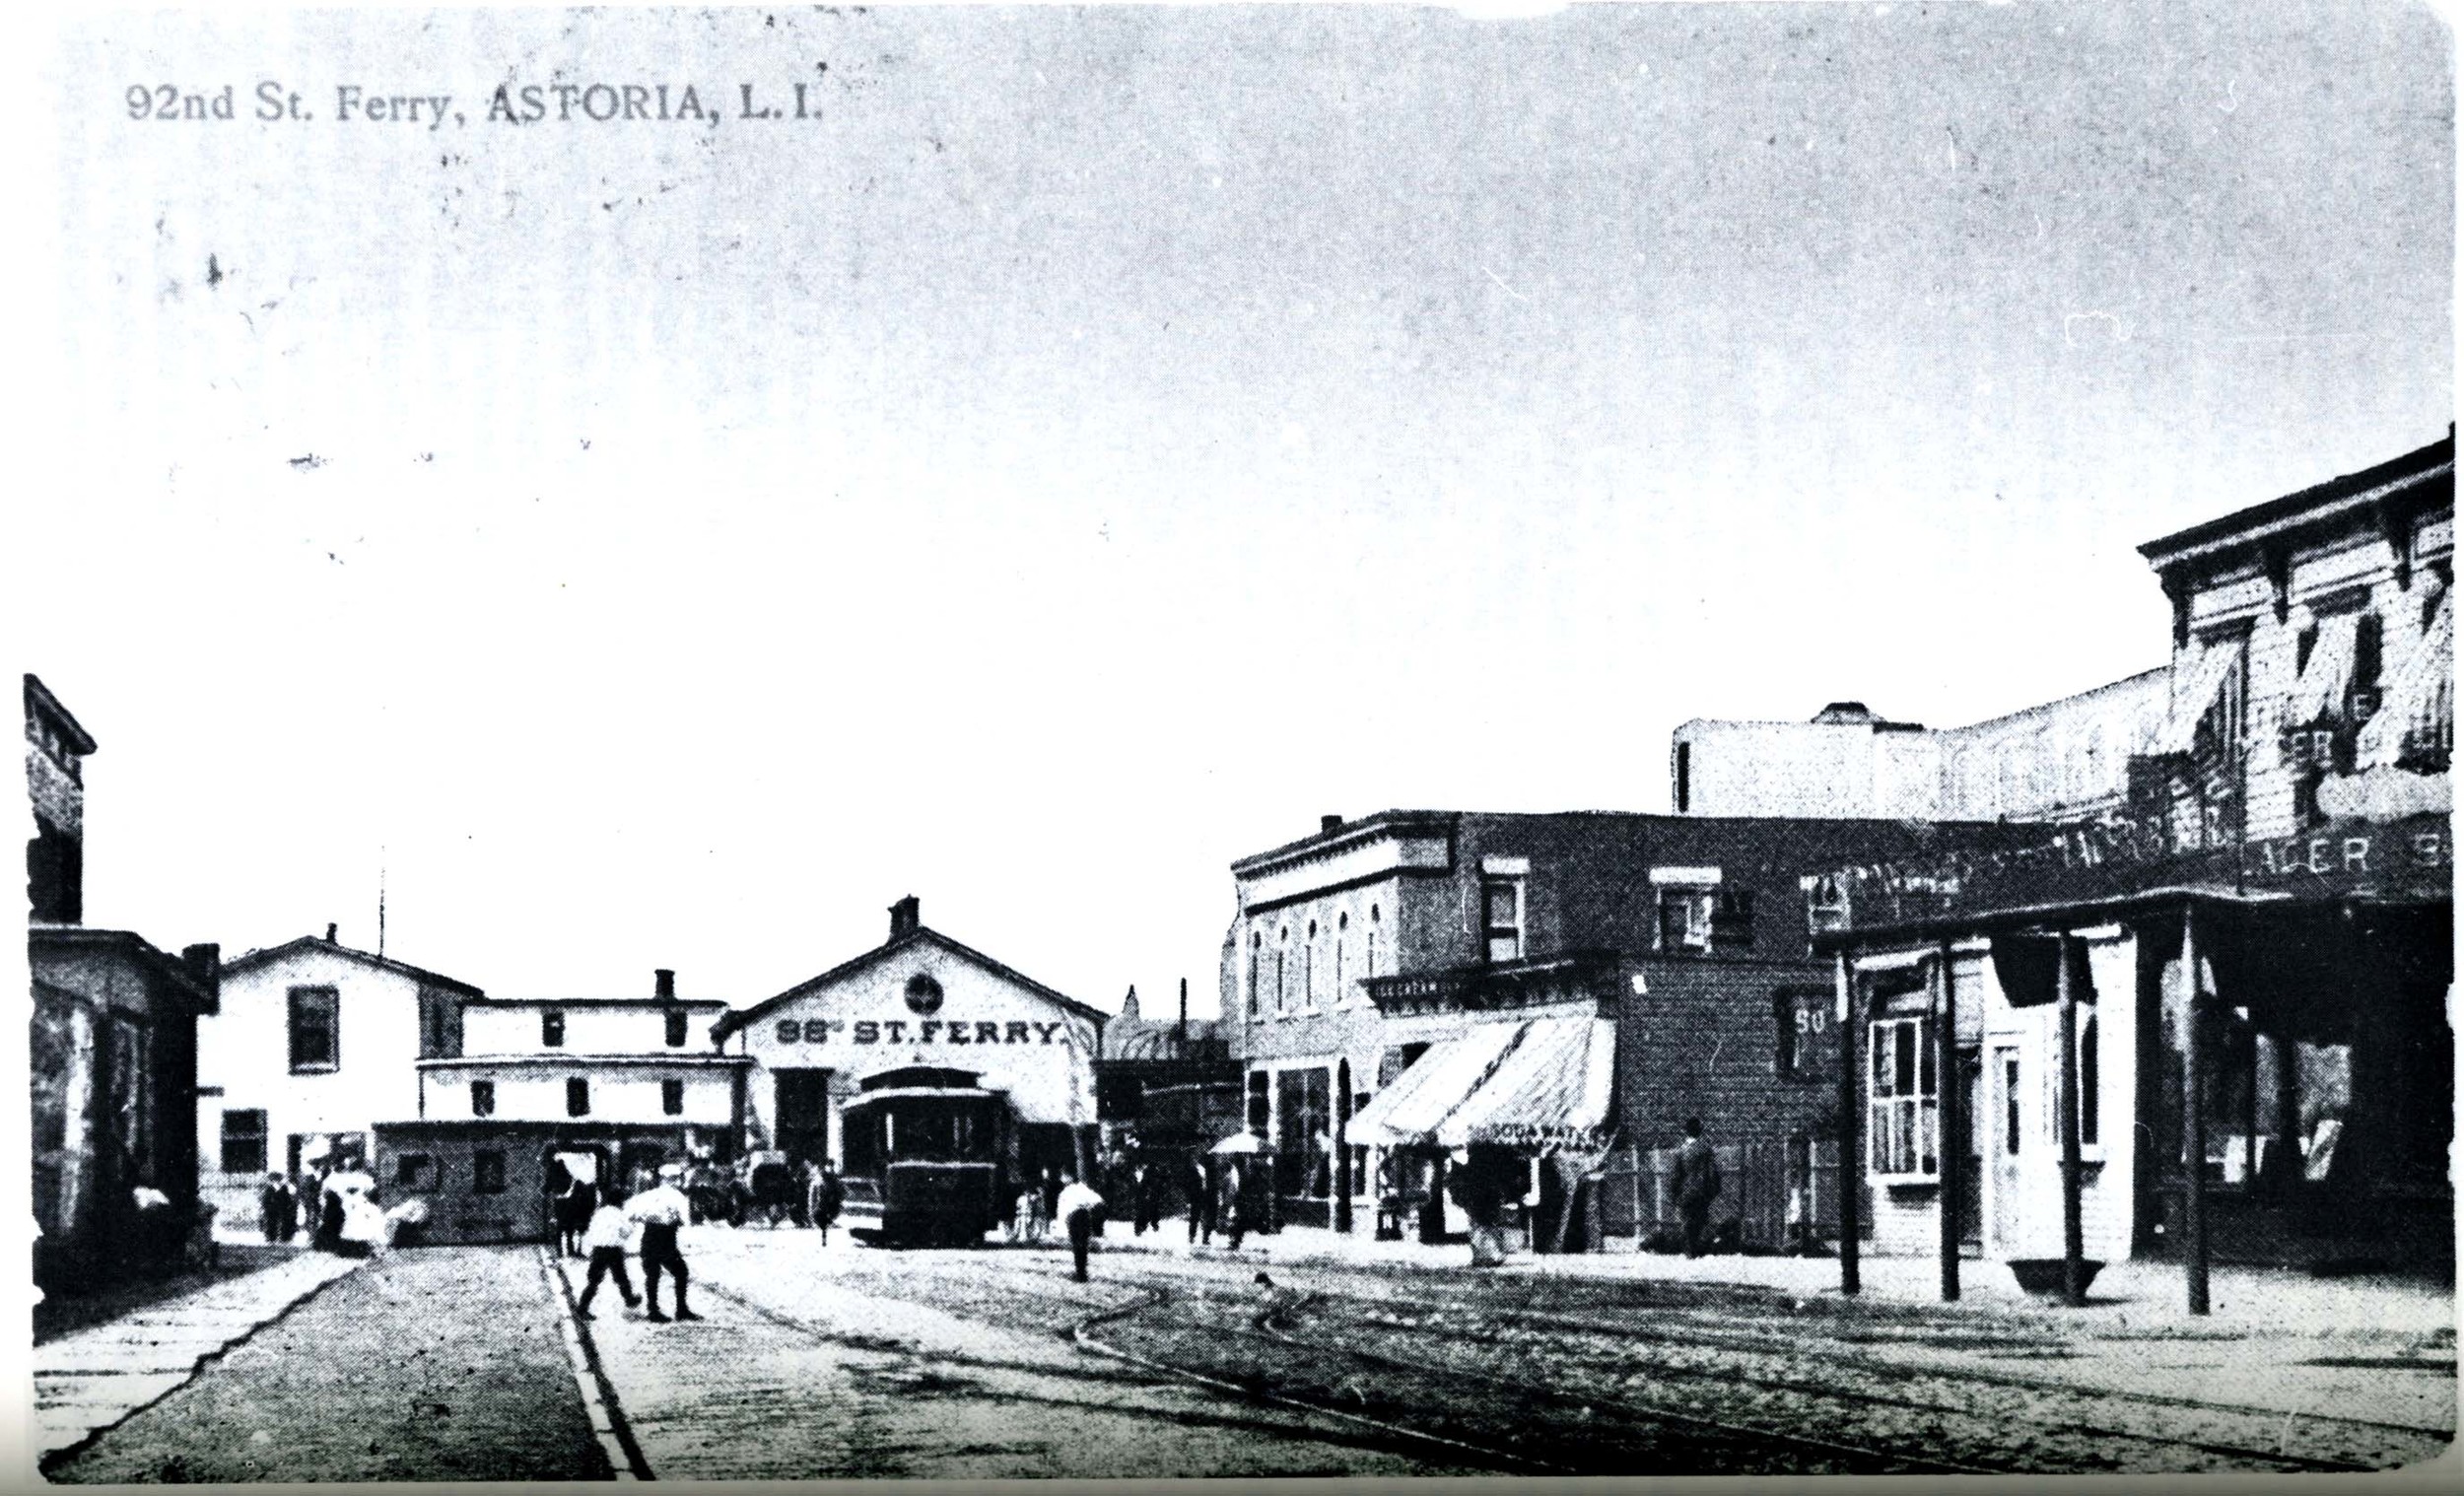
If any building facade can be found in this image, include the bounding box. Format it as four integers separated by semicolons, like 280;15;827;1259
1673;673;2173;824
196;928;484;1228
28;674;223;1290
1223;809;2024;1248
381;969;748;1244
713;897;1105;1185
1095;983;1243;1157
1817;432;2453;1299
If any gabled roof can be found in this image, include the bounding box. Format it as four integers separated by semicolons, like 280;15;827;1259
24;674;98;756
220;935;486;997
465;995;729;1010
712;925;1106;1040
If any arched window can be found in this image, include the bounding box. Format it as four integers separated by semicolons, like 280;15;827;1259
1247;932;1263;1022
1303;920;1317;1007
1335;911;1348;996
1276;926;1289;1013
1368;905;1382;978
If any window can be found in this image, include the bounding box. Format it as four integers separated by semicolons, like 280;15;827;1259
473;1149;507;1194
395;1152;434;1188
2078;1013;2099;1146
1804;875;1848;935
221;1109;268;1175
288;986;339;1072
566;1077;590;1118
1367;906;1382;978
1335;912;1348;1000
1275;928;1290;1015
1675;741;1691;813
1245;1070;1270;1134
1247;933;1263;1022
1710;892;1754;951
661;1078;685;1117
664;1008;690;1048
1275;1067;1334;1199
2004;1054;2021;1155
1303;920;1318;1009
1869;1014;1939;1177
1482;878;1523;963
470;1079;496;1117
541;1009;566;1048
418;991;455;1059
1659;891;1710;953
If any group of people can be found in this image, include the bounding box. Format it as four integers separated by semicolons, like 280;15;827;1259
569;1162;701;1322
256;1158;394;1257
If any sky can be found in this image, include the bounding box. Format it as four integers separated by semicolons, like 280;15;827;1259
19;2;2454;1017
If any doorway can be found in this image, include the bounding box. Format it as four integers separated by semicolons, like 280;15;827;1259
1957;1048;1984;1247
1991;1045;2025;1254
774;1068;832;1167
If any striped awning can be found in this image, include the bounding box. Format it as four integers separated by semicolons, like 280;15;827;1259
2285;612;2361;725
2357;589;2453;771
1348;1021;1524;1146
2154;643;2241;756
1437;1016;1616;1149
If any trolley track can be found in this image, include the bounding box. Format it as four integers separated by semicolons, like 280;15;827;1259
804;1248;2443;1474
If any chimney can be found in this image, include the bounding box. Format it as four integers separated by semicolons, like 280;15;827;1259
182;943;222;1011
1320;813;1343;835
889;895;922;941
324;922;338;943
654;968;676;1002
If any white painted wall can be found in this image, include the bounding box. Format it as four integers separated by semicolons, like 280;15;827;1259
195;946;430;1183
461;1002;725;1056
417;1061;739;1125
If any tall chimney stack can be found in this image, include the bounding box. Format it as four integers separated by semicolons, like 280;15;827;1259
654;969;676;1002
325;922;338;943
889;895;922;941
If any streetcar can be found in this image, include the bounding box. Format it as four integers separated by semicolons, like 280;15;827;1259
838;1064;1014;1247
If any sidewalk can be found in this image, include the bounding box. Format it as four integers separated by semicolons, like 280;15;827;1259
33;1249;367;1463
1102;1221;2457;1337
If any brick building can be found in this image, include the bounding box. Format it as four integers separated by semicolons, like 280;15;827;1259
27;675;223;1291
1222;810;2022;1250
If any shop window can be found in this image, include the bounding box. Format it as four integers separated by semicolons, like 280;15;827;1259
567;1078;591;1118
1869;1013;1938;1177
1482;878;1524;963
470;1079;496;1117
542;1009;567;1048
288;986;339;1073
1276;1067;1333;1199
395;1152;434;1188
665;1008;689;1048
221;1109;268;1175
661;1078;685;1117
473;1150;507;1194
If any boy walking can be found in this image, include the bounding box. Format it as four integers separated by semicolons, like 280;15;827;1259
574;1186;642;1319
626;1164;702;1322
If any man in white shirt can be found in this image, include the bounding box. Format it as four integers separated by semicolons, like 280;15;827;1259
1055;1176;1105;1283
574;1185;642;1319
625;1164;701;1322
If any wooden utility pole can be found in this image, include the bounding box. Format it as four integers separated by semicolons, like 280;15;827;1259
2180;904;2211;1315
2055;931;2087;1308
1835;950;1861;1297
1937;939;1961;1302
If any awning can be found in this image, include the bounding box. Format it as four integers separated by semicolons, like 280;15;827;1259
1349;1021;1524;1146
2153;643;2242;756
1437;1016;1615;1149
2357;588;2453;771
2285;611;2361;725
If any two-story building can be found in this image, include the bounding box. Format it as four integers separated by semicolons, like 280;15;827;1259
1223;809;2026;1251
1815;432;2452;1306
374;968;748;1245
196;926;485;1229
28;674;224;1292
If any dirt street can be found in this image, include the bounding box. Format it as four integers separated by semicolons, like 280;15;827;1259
45;1247;609;1484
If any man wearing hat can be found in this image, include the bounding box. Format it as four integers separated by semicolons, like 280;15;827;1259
624;1163;701;1322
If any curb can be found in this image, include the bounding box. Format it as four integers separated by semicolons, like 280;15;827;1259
538;1247;653;1481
